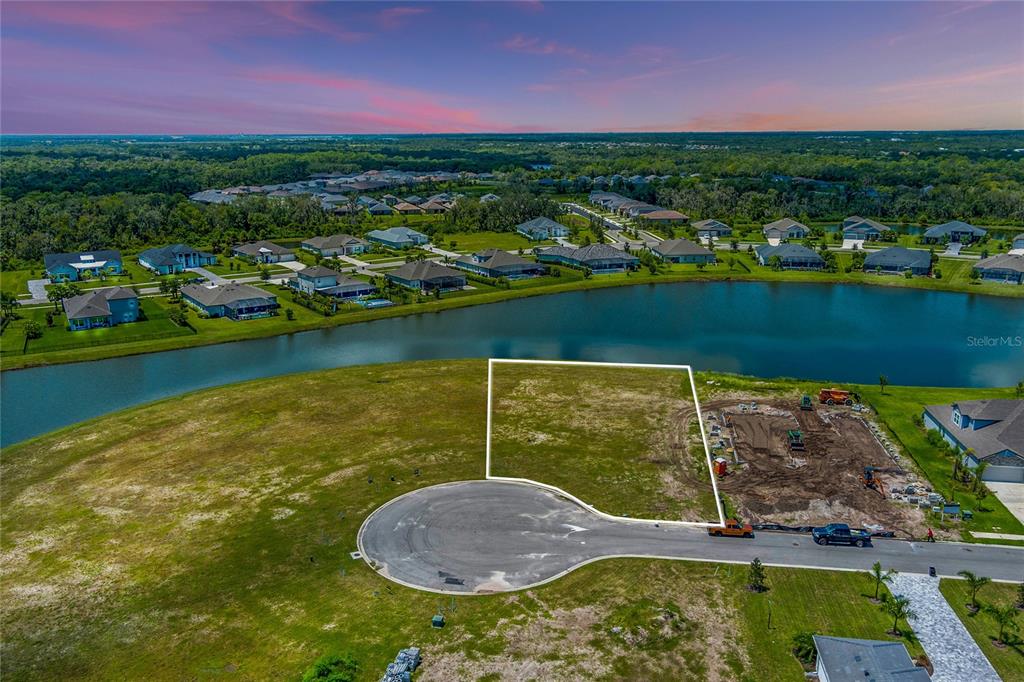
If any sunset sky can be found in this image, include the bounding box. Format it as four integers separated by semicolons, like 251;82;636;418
2;1;1022;134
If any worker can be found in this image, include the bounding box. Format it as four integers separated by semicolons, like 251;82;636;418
926;528;935;543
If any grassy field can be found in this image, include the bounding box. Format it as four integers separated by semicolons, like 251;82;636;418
489;363;718;521
440;230;549;252
940;580;1024;680
3;359;934;681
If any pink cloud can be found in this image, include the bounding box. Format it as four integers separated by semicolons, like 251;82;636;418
260;2;368;42
876;63;1023;92
376;6;430;29
2;1;202;31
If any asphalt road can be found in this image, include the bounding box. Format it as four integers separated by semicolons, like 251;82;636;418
358;480;1024;594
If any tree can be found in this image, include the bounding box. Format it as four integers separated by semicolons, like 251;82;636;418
748;557;768;592
958;570;992;609
881;594;916;634
1016;381;1024;399
866;561;897;601
47;284;66;312
1016;581;1024;609
984;603;1020;645
259;265;271;281
973;461;990;491
23;320;43;339
879;375;889;394
285;308;295;320
301;652;359;682
0;290;18;318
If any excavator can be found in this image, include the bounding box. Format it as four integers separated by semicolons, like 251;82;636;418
860;466;886;496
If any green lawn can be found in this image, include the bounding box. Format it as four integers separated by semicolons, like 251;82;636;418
858;385;1024;539
940;579;1024;680
489;363;719;521
1;359;929;681
0;268;34;297
440;230;548;252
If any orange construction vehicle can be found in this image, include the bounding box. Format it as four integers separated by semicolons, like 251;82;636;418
860;466;886;496
707;519;754;538
818;388;854;406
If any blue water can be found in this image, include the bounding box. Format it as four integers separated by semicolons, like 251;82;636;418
3;281;1022;445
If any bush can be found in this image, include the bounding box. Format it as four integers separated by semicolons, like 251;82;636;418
301;653;359;682
791;631;817;665
285;308;295;320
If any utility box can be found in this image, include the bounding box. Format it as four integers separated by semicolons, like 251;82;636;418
431;614;445;629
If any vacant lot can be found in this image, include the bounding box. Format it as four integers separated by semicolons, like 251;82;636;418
3;359;931;681
488;362;718;521
707;398;930;538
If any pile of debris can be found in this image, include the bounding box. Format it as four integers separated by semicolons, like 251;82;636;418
380;647;421;682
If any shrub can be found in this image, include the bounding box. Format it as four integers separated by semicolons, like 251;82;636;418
791;631;817;665
301;653;359;682
285;308;295;320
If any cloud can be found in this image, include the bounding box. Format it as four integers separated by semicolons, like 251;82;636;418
375;6;430;29
2;1;201;31
876;63;1023;93
502;34;589;59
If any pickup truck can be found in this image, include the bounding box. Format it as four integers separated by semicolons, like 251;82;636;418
707;519;754;538
812;523;871;547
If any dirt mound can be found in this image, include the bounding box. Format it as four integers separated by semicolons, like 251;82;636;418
705;399;927;538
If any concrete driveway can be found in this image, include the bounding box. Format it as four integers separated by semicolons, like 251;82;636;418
988;482;1024;526
359;480;1024;594
186;266;226;284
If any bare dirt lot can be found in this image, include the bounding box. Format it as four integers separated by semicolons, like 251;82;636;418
705;399;929;538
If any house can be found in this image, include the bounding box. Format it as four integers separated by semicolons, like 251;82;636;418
366;203;394;216
393;201;424;215
182;282;279;320
923;400;1024;482
231;240;296;264
692;219;733;239
138;244;217;275
640;209;689;225
44;250;123;282
454;249;546;279
479;193;501;203
366;227;429;249
418;200;448;214
755;243;825;270
842;217;890;241
516;217;569;241
863;246;931;275
972;254;1024;284
292;265;376;299
1010;235;1024;255
403;195;425;205
63;287;139;331
651;238;716;264
301;234;369;257
535;244;639;273
922;220;987;244
812;636;930;682
386;261;466;293
381;194;400;206
763;218;810;241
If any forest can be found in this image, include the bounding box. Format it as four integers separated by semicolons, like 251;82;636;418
2;132;1022;267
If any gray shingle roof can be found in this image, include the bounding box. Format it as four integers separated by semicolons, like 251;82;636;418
232;240;293;257
925;399;1024;460
63;286;137;320
974;253;1024;274
44;250;122;271
367;227;428;242
139;244;214;267
298;265;340;279
864;246;931;270
755;243;824;263
923;221;986;238
692;219;730;231
763;218;809;233
302;234;367;250
812;636;931;682
182;282;275;307
517;217;564;235
652;238;713;258
387;261;464;282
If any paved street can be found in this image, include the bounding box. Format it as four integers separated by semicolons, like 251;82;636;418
359;480;1024;594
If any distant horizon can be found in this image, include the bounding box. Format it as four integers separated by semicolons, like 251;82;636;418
3;1;1022;134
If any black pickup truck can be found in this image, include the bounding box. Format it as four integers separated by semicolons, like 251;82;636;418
811;523;871;547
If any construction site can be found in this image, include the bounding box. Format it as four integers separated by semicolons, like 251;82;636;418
704;389;933;538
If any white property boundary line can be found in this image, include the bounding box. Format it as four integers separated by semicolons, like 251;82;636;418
485;358;726;528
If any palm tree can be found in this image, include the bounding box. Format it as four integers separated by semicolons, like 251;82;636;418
881;594;916;634
46;284;66;312
958;570;992;609
866;561;897;600
984;604;1020;645
0;290;18;318
879;375;889;394
973;461;990;491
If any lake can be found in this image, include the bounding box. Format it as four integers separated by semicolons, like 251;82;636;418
3;281;1022;445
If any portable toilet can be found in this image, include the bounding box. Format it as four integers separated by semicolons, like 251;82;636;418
431;614;445;628
714;457;728;477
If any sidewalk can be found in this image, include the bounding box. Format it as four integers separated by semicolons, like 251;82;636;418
889;573;1000;682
